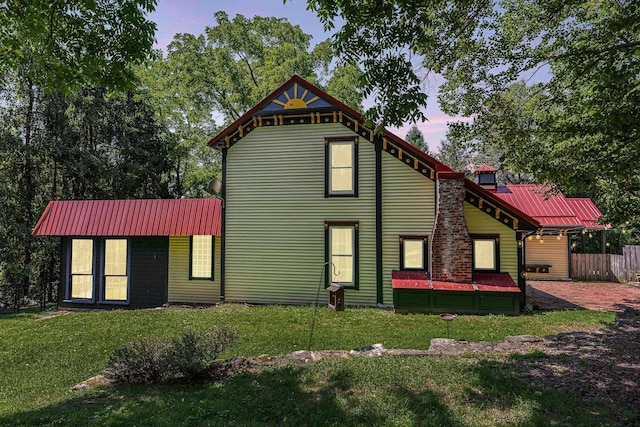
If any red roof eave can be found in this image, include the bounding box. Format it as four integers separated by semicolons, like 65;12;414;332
32;199;222;237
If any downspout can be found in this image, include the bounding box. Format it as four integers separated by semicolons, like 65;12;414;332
375;139;383;304
220;149;227;302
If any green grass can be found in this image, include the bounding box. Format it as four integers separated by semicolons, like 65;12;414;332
0;305;621;426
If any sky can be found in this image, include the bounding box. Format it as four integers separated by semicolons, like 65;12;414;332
148;0;469;152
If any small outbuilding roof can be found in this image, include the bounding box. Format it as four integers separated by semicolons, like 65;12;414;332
32;199;222;237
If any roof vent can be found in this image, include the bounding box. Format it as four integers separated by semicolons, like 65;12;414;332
473;164;497;190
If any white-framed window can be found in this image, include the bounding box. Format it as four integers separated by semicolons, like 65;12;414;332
190;235;213;279
104;239;128;301
325;222;359;288
70;239;94;299
325;136;358;197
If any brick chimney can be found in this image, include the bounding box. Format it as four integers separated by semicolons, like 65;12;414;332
430;172;473;283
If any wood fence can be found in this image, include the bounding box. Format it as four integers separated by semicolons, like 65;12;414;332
571;246;640;282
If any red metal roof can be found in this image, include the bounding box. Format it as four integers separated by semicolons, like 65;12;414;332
473;273;520;293
390;271;520;293
565;198;608;229
32;199;222;237
491;184;606;228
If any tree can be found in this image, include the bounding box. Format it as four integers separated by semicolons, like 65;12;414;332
304;0;640;224
405;125;427;153
139;11;363;196
0;0;157;92
0;0;158;300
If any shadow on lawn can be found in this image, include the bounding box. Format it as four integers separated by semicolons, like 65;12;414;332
0;364;457;426
2;355;634;427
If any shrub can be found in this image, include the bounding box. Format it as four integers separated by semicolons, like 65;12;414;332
106;337;168;384
166;326;238;382
106;326;238;384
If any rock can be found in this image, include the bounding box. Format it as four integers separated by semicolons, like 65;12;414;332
350;343;386;356
428;338;463;350
504;335;543;343
286;350;317;362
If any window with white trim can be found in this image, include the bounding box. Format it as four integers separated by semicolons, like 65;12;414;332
70;239;94;299
190;235;213;279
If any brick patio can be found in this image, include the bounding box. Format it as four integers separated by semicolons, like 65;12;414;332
527;280;640;311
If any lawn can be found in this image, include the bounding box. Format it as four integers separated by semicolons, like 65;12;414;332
0;305;626;426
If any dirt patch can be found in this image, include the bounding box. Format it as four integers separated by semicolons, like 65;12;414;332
34;311;72;321
505;308;640;416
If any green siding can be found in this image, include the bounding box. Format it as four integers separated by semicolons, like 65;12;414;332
168;236;220;304
464;203;518;280
225;123;376;305
381;152;436;305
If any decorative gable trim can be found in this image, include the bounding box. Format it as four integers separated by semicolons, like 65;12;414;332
207;75;539;232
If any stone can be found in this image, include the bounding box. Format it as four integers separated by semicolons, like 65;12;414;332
504;335;543;343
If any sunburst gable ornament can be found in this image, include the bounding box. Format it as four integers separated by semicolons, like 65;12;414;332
261;82;332;112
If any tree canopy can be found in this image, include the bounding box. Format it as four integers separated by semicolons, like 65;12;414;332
305;0;640;225
0;0;157;92
405;125;427;153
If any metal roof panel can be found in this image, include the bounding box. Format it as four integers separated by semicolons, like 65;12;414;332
32;199;222;237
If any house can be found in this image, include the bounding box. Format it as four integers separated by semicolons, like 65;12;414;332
32;76;545;314
31;199;221;309
206;75;540;313
473;165;608;280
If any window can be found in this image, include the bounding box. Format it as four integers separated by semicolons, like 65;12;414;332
190;235;214;279
472;235;500;271
325;222;359;288
325;136;358;197
477;172;496;186
70;239;94;299
104;239;128;301
400;236;429;270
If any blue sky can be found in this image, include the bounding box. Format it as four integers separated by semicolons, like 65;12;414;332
148;0;466;152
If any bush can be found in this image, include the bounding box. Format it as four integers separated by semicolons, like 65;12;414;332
167;326;238;382
106;337;168;384
106;326;237;384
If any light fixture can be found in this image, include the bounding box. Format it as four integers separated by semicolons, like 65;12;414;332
528;235;533;241
536;234;541;240
589;232;593;238
606;242;610;247
540;239;544;244
556;235;561;240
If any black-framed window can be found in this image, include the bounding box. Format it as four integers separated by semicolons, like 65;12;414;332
325;221;359;289
325;136;358;197
399;235;429;271
477;172;496;186
190;235;214;280
103;239;129;301
471;234;500;272
69;238;94;300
